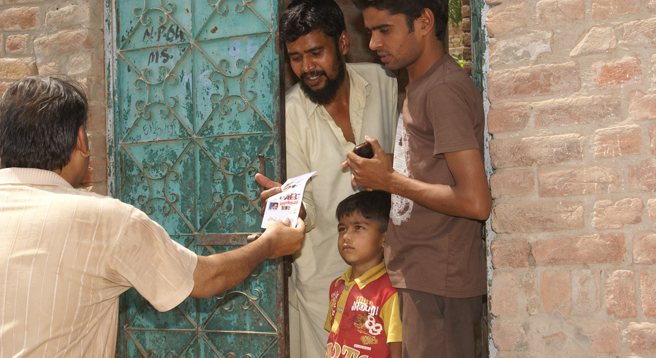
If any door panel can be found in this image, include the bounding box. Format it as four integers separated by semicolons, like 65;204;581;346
108;0;286;356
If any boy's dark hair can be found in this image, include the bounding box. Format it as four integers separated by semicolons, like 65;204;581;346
336;190;391;233
0;76;88;170
280;0;347;46
352;0;448;42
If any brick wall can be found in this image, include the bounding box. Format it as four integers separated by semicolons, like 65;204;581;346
486;0;656;356
0;0;106;194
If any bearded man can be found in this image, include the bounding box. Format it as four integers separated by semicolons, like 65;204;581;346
255;0;398;356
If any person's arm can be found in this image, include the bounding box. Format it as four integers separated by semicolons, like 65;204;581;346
345;137;491;221
389;342;402;358
189;218;305;298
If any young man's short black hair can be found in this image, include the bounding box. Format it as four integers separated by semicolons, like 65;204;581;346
0;76;88;170
280;0;347;45
336;190;391;233
351;0;448;42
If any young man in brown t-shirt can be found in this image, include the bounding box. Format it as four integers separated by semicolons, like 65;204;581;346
344;1;492;357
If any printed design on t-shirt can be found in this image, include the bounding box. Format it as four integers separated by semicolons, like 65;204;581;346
329;290;340;318
325;342;371;358
350;296;382;344
391;115;413;226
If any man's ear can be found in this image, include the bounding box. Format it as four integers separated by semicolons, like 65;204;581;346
76;125;90;158
338;30;350;56
416;8;435;37
380;232;387;247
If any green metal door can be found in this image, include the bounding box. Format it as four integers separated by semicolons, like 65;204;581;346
106;0;286;356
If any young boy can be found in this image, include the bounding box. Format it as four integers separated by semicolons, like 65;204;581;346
324;191;401;358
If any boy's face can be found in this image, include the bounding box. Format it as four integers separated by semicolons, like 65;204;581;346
337;211;385;268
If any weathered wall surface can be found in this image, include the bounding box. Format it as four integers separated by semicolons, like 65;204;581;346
0;0;106;194
486;0;656;356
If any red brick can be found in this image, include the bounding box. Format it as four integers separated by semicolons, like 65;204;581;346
593;56;641;89
491;238;529;268
491;201;583;234
0;7;39;30
0;58;36;80
651;124;656;155
593;125;642;158
629;92;656;121
490;134;583;169
488;62;580;101
541;270;570;316
570;26;617;57
649;199;656;224
536;0;584;25
33;30;94;57
491;169;534;199
81;157;107;185
492;271;522;317
622;18;656;47
624;322;656;354
486;2;528;35
641;271;656;318
488;102;529;134
492;319;524;352
45;4;90;30
592;0;641;20
5;34;29;55
593;198;643;229
572;269;600;317
605;270;636;319
533;95;620;128
648;0;656;11
533;234;624;266
489;31;553;65
633;232;656;264
522;272;540;315
538;166;619;197
579;322;620;354
0;82;10;98
87;132;107;158
629;159;656;192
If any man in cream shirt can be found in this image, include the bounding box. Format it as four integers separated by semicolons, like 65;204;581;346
256;0;398;356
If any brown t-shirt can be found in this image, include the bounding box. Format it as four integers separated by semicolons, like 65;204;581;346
385;55;486;298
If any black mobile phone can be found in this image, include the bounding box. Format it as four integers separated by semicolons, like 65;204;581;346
353;142;374;159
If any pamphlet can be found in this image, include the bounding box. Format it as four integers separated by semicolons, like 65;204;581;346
261;171;316;229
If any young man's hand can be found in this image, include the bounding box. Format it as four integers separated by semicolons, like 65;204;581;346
342;136;395;191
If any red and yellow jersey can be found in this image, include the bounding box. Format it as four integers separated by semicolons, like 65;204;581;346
324;262;401;358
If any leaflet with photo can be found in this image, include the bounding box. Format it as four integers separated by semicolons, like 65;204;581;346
261;171;317;229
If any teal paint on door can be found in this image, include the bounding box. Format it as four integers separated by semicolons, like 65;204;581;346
108;1;286;356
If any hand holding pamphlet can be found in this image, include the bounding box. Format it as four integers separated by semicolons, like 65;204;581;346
260;171;316;229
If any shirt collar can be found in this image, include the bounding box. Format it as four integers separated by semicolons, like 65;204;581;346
336;261;387;290
300;63;372;119
0;168;73;188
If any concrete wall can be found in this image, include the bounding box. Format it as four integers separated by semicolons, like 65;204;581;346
485;0;656;356
0;0;107;194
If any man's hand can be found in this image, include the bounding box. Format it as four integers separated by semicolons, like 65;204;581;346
254;173;282;210
254;173;307;219
259;217;306;259
342;136;395;191
190;217;306;298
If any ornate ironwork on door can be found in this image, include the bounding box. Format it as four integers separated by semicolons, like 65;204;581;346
106;0;286;356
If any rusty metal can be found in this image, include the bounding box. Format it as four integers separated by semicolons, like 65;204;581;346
108;0;286;356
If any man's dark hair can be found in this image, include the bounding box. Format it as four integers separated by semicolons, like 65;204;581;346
280;0;347;45
0;76;88;170
336;190;391;233
352;0;448;42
